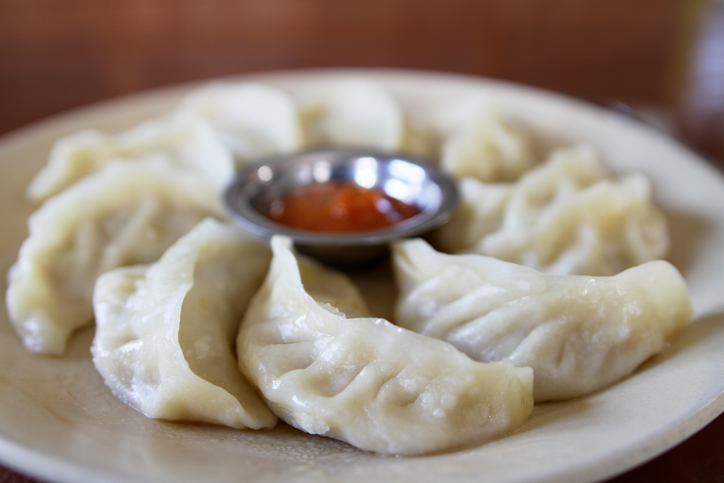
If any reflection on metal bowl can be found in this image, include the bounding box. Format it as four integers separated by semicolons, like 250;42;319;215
225;149;459;266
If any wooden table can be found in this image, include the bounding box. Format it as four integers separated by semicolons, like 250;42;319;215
1;1;722;481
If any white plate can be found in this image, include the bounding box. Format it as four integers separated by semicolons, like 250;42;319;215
1;70;724;483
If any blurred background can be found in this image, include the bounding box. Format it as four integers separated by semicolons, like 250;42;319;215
1;0;721;159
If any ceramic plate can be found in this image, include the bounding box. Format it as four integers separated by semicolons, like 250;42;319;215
1;70;723;483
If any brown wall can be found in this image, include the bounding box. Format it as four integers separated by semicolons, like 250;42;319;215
0;0;681;135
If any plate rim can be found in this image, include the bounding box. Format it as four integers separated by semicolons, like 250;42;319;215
1;67;723;483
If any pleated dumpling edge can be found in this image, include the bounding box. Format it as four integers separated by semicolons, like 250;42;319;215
92;218;277;430
393;238;692;402
237;235;534;456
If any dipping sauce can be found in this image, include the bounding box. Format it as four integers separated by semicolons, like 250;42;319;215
268;182;420;233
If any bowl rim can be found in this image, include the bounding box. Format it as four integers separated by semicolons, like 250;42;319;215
224;148;459;246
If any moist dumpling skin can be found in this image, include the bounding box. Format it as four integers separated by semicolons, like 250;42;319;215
27;113;235;202
92;219;276;429
295;79;408;151
440;108;535;183
6;159;225;355
432;144;670;276
393;238;692;401
237;236;534;456
176;82;304;161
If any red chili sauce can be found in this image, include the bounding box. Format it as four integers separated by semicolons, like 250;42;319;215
268;181;419;233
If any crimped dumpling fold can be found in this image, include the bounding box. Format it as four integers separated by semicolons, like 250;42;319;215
237;236;533;456
440;108;534;182
393;238;693;401
433;144;669;276
92;218;276;429
6;159;225;355
27;113;235;202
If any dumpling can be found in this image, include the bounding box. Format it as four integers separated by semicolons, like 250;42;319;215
92;218;276;429
237;236;533;456
27;113;235;202
393;238;693;401
295;79;408;152
431;178;513;253
440;108;535;182
6;159;225;355
433;144;670;275
177;82;304;161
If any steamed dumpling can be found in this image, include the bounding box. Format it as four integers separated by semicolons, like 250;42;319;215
177;82;304;161
433;144;670;275
295;79;407;151
27;113;235;202
6;159;225;355
92;218;276;429
237;236;533;456
431;178;513;253
393;239;692;401
440;108;535;182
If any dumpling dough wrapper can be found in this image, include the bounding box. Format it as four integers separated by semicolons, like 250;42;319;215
394;238;693;401
92;218;276;430
238;236;533;456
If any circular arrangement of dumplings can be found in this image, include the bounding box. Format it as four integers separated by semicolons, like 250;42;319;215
5;78;693;456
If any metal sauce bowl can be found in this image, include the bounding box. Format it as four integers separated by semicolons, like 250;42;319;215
224;149;458;266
